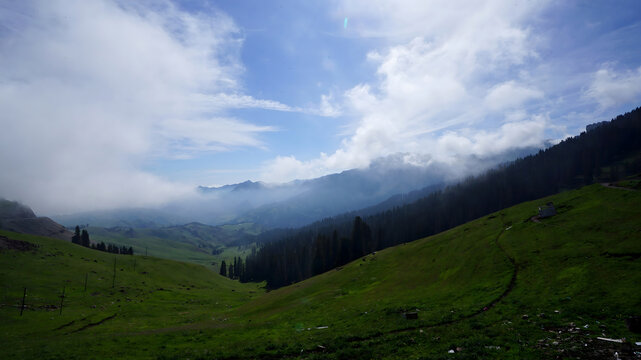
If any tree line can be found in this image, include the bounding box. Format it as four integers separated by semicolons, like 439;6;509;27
71;226;133;255
240;106;641;288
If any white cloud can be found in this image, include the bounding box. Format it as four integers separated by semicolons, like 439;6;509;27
586;65;641;109
434;116;547;161
316;93;343;117
485;81;544;111
0;0;288;214
261;117;547;183
261;0;551;182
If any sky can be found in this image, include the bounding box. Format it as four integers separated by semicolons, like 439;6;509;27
1;0;641;215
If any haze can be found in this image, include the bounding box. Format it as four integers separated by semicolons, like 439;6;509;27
1;0;641;215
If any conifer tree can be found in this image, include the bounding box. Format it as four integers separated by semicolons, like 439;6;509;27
72;226;81;244
219;260;227;277
80;229;90;247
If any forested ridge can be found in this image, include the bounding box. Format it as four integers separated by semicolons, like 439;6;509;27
239;107;641;288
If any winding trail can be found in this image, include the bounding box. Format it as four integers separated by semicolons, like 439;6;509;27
346;228;518;342
69;314;117;334
600;182;639;191
273;227;520;358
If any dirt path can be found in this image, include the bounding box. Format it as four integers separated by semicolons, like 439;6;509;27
279;228;520;358
600;182;639;191
354;228;517;338
69;314;117;334
198;228;520;360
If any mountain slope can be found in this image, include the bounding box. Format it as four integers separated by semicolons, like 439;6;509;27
0;199;36;219
0;199;72;241
173;184;641;359
244;107;641;287
0;229;262;359
2;183;640;359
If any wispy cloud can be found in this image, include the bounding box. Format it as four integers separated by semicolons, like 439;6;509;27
191;93;296;112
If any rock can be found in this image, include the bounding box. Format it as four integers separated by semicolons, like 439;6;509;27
522;314;529;319
626;316;641;333
404;312;418;320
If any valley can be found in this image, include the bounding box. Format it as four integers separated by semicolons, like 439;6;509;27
2;183;640;359
2;3;641;358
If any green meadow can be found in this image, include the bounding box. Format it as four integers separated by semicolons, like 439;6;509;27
1;183;640;359
88;224;258;272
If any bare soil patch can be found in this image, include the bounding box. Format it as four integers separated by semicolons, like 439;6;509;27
0;235;38;252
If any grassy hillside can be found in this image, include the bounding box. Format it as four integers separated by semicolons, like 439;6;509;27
88;222;259;272
1;184;640;359
0;232;262;359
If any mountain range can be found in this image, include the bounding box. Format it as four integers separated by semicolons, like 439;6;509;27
52;147;545;229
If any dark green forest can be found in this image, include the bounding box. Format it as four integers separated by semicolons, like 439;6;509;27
239;107;641;288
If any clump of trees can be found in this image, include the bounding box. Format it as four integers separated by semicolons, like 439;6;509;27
91;242;133;255
71;226;91;247
219;257;247;281
71;225;133;255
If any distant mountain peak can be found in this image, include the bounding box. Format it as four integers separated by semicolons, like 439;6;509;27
198;180;266;193
232;180;265;192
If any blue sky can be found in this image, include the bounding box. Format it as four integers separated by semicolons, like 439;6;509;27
1;0;641;214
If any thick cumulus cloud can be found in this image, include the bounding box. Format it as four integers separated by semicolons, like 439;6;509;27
587;65;641;109
0;0;285;214
261;0;551;182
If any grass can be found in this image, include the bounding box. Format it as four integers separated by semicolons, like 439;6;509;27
0;232;262;359
88;225;257;272
1;184;640;359
615;179;641;190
